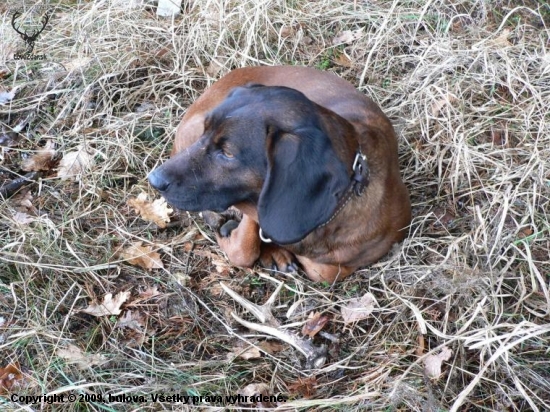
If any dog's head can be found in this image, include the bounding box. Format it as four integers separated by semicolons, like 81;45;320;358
148;84;351;244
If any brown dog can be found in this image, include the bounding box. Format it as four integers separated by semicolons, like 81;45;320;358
148;66;411;282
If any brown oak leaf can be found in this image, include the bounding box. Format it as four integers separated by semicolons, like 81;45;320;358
287;376;318;398
341;292;377;325
136;285;161;300
79;291;131;317
57;145;95;181
334;53;353;67
230;343;262;360
12;211;35;225
302;311;330;338
332;28;364;45
238;383;270;403
257;340;285;354
119;241;164;270
57;344;106;370
127;192;173;228
21;141;56;171
424;346;452;379
116;310;146;331
0;363;27;395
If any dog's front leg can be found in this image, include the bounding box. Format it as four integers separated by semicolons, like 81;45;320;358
203;210;298;273
296;255;355;283
211;213;261;268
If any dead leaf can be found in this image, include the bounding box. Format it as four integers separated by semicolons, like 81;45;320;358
280;25;296;38
137;285;161;300
208;282;226;297
301;35;314;45
212;257;231;275
153;46;171;59
0;131;20;147
280;22;304;39
430;94;457;118
332;28;364;45
119;329;148;347
302;312;330;338
341;292;377;325
238;383;270;403
126;285;163;307
12;211;35;225
57;145;95;181
287;376;318;398
79;291;131;317
416;334;426;357
424;346;452;379
64;57;92;71
157;0;181;17
0;363;27;395
257;340;285;354
432;206;455;228
493;29;512;47
57;344;106;370
21;141;57;171
334;53;353;67
134;102;156;113
0;90;15;105
491;129;506;146
206;57;227;78
11;190;34;212
127;192;173;228
116;310;146;331
518;226;534;239
119;241;164;270
230;344;262;360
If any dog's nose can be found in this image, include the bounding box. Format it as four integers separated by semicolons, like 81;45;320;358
148;169;170;192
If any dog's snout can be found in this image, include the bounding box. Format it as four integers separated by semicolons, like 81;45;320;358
148;168;171;192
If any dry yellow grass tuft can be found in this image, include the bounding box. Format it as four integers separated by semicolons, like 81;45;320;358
0;0;549;411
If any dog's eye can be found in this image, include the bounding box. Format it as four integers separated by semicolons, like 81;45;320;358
217;146;234;159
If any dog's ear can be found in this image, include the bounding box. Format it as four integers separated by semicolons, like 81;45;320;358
225;83;265;100
258;127;349;245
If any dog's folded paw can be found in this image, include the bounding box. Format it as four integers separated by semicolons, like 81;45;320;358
259;244;298;273
202;208;242;233
220;219;239;237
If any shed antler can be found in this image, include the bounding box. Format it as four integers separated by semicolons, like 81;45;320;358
220;281;327;369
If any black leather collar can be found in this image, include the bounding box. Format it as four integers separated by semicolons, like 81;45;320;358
317;151;369;228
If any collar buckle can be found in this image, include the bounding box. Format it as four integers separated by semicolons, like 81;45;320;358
351;151;369;196
353;152;367;174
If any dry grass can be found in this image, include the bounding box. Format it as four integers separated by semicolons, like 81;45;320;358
1;0;549;410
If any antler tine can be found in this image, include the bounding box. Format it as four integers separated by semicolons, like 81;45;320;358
229;311;327;368
220;281;328;369
262;281;284;311
220;281;283;326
